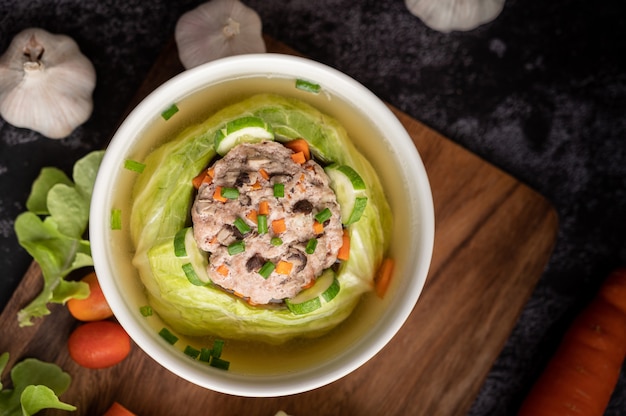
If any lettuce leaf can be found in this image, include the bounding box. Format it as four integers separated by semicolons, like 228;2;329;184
0;352;75;416
14;151;105;327
131;94;392;343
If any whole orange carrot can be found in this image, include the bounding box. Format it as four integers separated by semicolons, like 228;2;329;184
518;267;626;416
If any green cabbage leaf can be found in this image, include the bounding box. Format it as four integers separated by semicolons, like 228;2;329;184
131;94;392;343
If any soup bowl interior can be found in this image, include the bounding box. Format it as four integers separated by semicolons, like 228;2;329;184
90;54;434;397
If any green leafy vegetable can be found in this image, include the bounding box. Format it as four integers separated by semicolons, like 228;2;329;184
14;150;105;327
130;94;392;344
0;352;75;416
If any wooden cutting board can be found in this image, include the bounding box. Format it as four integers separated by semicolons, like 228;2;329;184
0;37;558;416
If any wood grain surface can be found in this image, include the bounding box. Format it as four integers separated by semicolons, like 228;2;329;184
0;37;559;416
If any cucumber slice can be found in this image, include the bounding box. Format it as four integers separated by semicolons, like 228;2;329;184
285;269;340;315
214;116;274;155
325;164;368;225
173;227;210;285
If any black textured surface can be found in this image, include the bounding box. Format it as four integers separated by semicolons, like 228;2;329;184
1;1;625;414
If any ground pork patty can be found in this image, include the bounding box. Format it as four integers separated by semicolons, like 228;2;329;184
191;140;344;305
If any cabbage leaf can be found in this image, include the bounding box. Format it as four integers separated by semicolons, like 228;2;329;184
131;94;392;343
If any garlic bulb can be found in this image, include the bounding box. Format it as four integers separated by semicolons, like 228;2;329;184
405;0;505;33
175;0;266;70
0;28;96;139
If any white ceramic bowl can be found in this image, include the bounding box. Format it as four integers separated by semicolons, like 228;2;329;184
90;54;434;397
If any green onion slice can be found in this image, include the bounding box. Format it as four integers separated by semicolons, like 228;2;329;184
159;327;179;345
124;159;146;173
110;208;122;230
233;217;251;234
314;207;332;224
184;345;201;359
227;240;245;255
221;187;239;199
258;261;275;279
257;214;268;234
161;103;179;120
273;183;285;197
295;79;321;94
270;237;283;246
305;238;318;254
139;305;153;317
209;357;230;370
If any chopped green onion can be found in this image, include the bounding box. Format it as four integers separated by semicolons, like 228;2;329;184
124;159;146;173
111;208;122;230
305;238;318;254
257;214;268;234
161;103;179;120
273;183;285;197
233;217;251;234
314;207;332;224
295;79;321;94
221;187;239;199
209;357;230;370
139;305;153;317
258;261;275;279
173;227;189;257
159;327;178;345
182;263;206;286
184;345;201;359
211;339;225;358
270;237;283;246
199;347;212;362
227;240;246;255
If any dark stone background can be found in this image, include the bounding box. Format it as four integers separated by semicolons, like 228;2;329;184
1;1;625;414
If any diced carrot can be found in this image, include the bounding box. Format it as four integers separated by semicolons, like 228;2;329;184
192;167;215;189
259;168;270;180
291;151;306;164
213;186;227;202
246;209;258;223
337;229;350;261
272;218;286;234
251;180;262;190
216;264;229;276
276;260;293;275
103;402;136;416
259;201;270;215
313;220;324;235
374;258;395;298
301;279;316;290
284;138;311;161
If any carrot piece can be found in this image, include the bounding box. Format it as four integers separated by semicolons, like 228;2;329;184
301;279;316;290
192;167;215;189
313;220;324;235
518;267;626;416
67;272;113;322
291;151;306;164
216;264;229;276
337;229;350;261
246;209;258;223
251;180;262;190
374;258;395;298
272;218;286;234
258;201;270;215
275;260;293;275
259;168;270;180
284;138;311;161
213;186;227;202
103;402;136;416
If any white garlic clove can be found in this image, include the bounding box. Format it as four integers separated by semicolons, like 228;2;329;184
175;0;266;70
0;28;96;139
405;0;505;33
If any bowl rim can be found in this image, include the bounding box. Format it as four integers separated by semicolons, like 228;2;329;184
90;53;434;397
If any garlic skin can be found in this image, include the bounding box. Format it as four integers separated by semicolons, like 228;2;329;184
0;28;96;139
405;0;505;33
175;0;266;70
